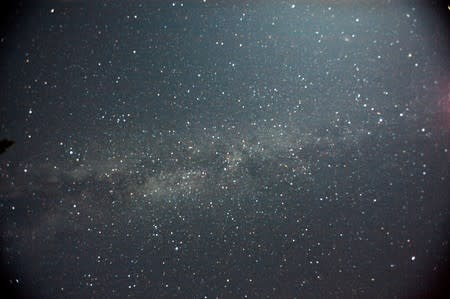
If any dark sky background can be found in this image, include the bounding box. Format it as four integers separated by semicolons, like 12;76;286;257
0;1;449;298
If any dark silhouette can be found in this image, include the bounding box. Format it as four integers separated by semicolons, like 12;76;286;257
0;139;14;155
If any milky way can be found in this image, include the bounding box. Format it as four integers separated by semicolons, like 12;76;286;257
0;1;448;298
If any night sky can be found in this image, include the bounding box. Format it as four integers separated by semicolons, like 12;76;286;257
0;1;449;298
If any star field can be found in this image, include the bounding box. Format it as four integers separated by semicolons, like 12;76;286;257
0;1;449;298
